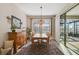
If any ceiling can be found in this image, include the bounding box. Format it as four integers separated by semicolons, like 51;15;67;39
16;3;72;15
67;5;79;15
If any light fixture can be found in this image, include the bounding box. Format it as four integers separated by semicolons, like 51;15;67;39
39;5;44;35
6;16;11;24
6;16;11;20
39;6;43;25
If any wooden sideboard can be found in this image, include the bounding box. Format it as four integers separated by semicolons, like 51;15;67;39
8;32;27;53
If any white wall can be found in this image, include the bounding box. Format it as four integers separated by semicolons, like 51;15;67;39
0;3;27;47
55;15;60;43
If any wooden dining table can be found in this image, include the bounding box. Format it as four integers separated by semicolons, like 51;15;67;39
32;33;49;48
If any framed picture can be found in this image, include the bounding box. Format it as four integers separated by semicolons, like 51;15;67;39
11;15;22;29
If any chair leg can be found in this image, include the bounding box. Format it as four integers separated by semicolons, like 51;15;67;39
41;43;46;48
46;44;49;48
31;43;39;49
31;43;34;49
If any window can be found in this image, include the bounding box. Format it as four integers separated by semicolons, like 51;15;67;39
76;21;79;34
32;19;50;34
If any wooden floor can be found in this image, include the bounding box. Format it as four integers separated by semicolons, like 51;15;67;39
16;39;64;55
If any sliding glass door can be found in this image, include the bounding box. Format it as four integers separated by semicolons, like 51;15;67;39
60;14;66;46
60;4;79;54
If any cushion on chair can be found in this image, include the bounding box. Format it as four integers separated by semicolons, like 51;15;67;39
41;39;47;42
0;40;13;55
3;40;14;49
34;39;39;42
0;48;11;55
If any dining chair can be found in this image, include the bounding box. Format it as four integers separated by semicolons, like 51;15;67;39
41;39;48;48
31;33;39;48
46;32;52;41
46;32;51;38
34;39;39;48
32;38;39;48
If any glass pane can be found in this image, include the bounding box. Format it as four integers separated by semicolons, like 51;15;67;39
76;22;79;34
69;22;74;35
32;19;50;34
66;5;79;54
60;15;65;44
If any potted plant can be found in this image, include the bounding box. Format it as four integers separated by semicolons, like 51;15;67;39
11;24;16;32
26;27;32;39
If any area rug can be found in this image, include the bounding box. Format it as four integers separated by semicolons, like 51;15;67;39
16;39;64;55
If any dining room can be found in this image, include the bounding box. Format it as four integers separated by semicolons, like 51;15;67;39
27;15;55;48
0;3;71;55
0;0;79;59
16;11;63;55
